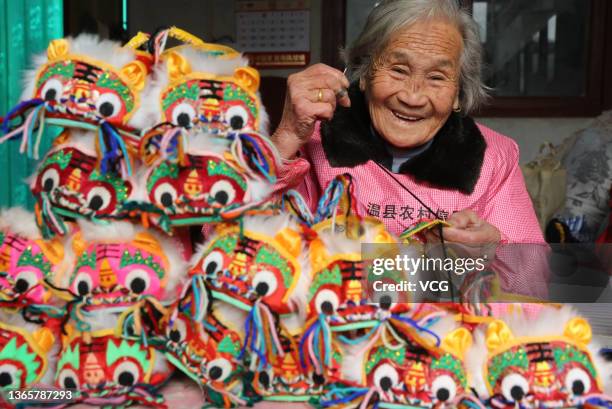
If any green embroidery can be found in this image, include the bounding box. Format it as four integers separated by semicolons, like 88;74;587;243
106;339;150;373
89;170;129;202
208;235;237;256
119;249;165;279
17;248;52;278
41;149;73;171
224;84;257;117
254;245;293;288
333;350;343;366
36;61;75;88
56;343;80;372
207;160;247;190
0;337;40;384
553;344;597;378
309;264;342;299
487;347;529;389
431;353;467;388
71;250;96;282
147;161;179;193
75;250;97;270
162;82;199;112
217;335;241;358
96;71;134;113
365;346;405;374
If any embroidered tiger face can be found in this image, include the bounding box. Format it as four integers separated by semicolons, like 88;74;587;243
251;331;335;398
191;222;302;314
0;321;53;390
54;332;169;397
483;319;606;409
0;228;63;304
157;50;261;134
33;37;147;127
31;144;132;224
66;230;176;308
162;314;243;390
145;154;248;223
358;327;473;408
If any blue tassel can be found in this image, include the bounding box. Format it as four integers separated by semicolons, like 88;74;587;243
391;314;441;346
1;98;44;134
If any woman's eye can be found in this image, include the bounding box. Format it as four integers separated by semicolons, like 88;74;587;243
391;66;408;75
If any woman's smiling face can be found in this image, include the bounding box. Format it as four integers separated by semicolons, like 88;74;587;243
364;18;463;148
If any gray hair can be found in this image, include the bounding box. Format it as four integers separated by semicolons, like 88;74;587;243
344;0;489;114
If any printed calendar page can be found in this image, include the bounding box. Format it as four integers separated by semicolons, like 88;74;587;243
235;0;310;68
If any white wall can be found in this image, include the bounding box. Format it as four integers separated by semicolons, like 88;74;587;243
476;117;594;164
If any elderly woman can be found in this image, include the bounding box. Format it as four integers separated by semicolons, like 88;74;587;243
271;0;544;246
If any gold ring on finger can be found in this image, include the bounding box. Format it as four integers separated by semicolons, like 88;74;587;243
317;88;324;102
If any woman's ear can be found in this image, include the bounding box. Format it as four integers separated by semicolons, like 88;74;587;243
453;94;460;111
359;76;366;91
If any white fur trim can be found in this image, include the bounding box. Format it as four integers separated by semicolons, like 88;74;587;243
0;207;41;239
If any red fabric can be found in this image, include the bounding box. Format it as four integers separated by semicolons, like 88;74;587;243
273;122;550;299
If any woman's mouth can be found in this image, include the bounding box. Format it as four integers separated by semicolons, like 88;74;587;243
392;111;424;122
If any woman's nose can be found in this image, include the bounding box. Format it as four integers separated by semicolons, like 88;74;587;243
397;77;428;107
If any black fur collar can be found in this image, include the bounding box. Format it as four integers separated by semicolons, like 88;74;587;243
320;83;487;194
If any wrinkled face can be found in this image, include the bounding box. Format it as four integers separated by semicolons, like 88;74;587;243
366;19;462;149
365;343;468;408
35;59;137;126
146;155;248;224
193;232;297;314
486;341;602;408
32;147;131;220
55;335;163;394
162;314;243;389
68;241;168;306
0;232;54;303
0;326;46;389
161;78;258;134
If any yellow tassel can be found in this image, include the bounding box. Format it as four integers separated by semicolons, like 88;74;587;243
124;32;150;49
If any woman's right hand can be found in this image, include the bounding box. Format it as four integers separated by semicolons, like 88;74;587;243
271;63;351;160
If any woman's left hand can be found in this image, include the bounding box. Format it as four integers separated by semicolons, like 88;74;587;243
426;209;501;245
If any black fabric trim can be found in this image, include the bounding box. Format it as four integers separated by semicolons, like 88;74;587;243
320;83;487;194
